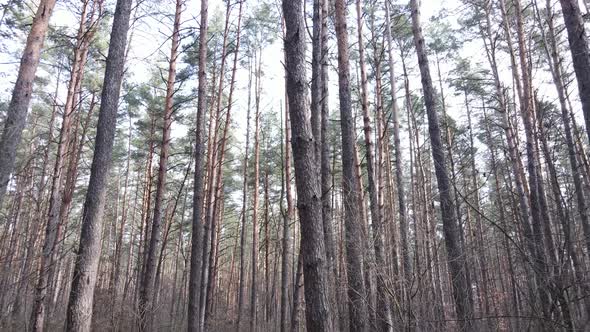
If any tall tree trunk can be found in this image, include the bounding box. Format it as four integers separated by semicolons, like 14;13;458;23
282;0;334;329
65;0;132;329
112;116;132;311
204;1;242;324
280;99;293;332
482;106;520;331
384;0;410;308
139;1;181;327
49;2;102;310
250;47;262;332
319;0;337;327
263;164;270;323
355;0;391;329
187;0;209;330
465;97;492;330
408;1;474;330
237;52;253;332
534;0;590;319
478;2;541;320
136;116;156;307
199;4;232;326
35;1;101;328
0;0;57;206
30;4;91;325
334;0;369;330
12;79;59;321
510;0;554;323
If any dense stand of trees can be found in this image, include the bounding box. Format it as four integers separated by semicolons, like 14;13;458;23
0;0;589;330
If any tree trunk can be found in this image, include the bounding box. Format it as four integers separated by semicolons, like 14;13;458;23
290;252;303;332
65;0;132;329
199;4;232;326
250;47;262;332
136;116;156;308
112;116;132;313
139;0;181;327
559;0;590;149
30;5;91;322
409;1;474;330
355;0;391;329
334;0;369;330
0;0;57;206
319;0;338;327
12;79;59;320
509;0;554;323
280;98;293;332
237;51;253;332
282;0;334;329
311;0;322;161
35;2;102;322
384;0;410;305
263;165;271;323
204;2;242;324
534;0;590;319
187;0;209;330
479;2;541;320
